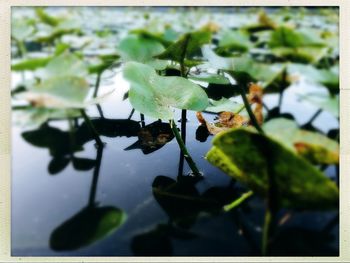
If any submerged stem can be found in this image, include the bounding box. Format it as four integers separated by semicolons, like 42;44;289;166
93;72;102;98
238;85;264;134
80;109;103;147
223;190;254;212
170;119;201;177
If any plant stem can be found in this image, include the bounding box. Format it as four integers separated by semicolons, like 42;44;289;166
17;40;27;58
238;85;264;134
170;119;201;177
93;72;102;98
262;207;272;256
80;109;103;147
223;190;254;212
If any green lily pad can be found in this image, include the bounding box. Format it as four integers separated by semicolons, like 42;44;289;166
11;19;35;41
206;98;243;113
37;52;88;79
12;57;53;71
188;73;230;85
217;29;253;52
269;26;329;63
50;206;127;251
271;46;329;64
123;62;209;120
117;34;168;70
269;26;326;48
288;63;339;93
35;7;60;27
21;76;90;109
156;30;211;63
299;94;339;118
263;118;339;164
206;128;338;210
202;46;286;91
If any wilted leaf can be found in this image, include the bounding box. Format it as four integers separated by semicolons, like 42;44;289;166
263;118;339;164
196;111;248;135
117;34;168;70
206;128;339;210
123;62;209;120
124;121;174;154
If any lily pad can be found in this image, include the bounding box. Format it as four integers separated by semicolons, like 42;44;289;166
20;76;90;109
269;26;329;63
206;128;339;210
217;29;253;52
188;73;230;85
123;62;209;120
299;94;339;118
156;30;211;63
287;63;339;94
11;19;35;41
202;46;286;91
206;98;243;113
263;118;339;164
37;52;88;79
117;34;168;70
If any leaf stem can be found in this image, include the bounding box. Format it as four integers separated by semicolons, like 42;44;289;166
223;190;254;212
93;72;102;98
80;109;104;147
170;119;201;177
238;85;264;134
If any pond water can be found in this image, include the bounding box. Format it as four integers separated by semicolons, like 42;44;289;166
11;7;339;256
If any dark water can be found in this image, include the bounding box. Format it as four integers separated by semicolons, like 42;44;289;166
11;7;339;257
11;79;339;257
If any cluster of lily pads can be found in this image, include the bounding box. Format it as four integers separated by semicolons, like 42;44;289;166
11;7;339;254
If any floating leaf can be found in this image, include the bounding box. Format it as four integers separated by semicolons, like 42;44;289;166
202;46;286;90
299;94;339;118
123;62;209;120
217;29;253;52
12;56;52;71
50;206;126;251
269;27;329;63
37;52;88;79
188;72;230;85
20;76;90;109
156;30;211;63
205;98;243;113
206;128;339;210
263;118;339;164
287;63;339;93
117;34;167;70
11;19;35;41
35;8;60;27
269;26;326;48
